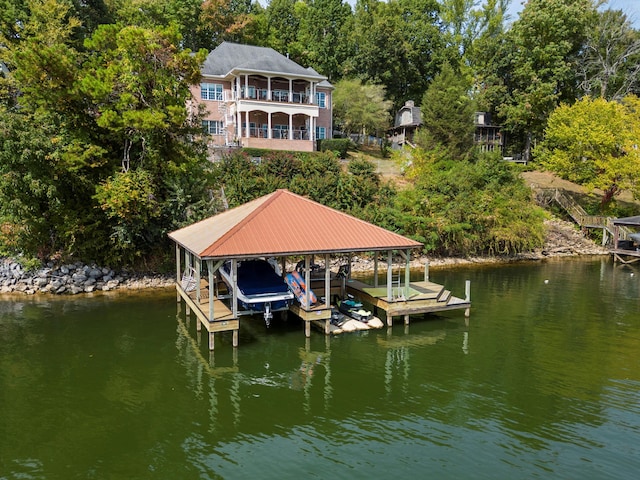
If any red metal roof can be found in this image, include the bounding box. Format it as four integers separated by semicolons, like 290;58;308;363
169;189;422;259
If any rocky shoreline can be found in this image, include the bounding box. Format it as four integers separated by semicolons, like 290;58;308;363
0;218;609;296
0;259;174;296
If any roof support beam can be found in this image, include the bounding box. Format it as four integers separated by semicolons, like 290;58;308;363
324;253;330;308
387;250;393;302
231;259;238;318
373;254;379;287
208;259;215;323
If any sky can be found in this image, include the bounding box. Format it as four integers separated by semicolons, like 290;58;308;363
506;0;640;27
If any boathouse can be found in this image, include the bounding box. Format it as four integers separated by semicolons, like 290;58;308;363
611;215;640;264
168;189;470;349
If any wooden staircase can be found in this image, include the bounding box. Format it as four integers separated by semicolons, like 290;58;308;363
535;188;632;244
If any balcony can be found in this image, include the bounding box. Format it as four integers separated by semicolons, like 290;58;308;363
247;127;310;141
238;87;312;104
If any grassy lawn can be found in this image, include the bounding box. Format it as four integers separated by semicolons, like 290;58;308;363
345;145;403;179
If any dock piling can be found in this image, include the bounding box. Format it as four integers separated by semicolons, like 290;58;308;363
465;280;471;317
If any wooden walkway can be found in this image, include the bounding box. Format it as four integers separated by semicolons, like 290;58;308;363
176;274;470;349
344;278;470;326
610;249;640;264
536;188;636;249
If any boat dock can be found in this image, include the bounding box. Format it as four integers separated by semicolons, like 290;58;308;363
168;189;471;350
175;266;470;349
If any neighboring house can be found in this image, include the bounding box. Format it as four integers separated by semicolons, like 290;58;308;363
388;100;422;149
193;42;333;152
474;111;503;154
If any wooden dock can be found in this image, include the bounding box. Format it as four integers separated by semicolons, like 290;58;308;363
176;275;470;349
177;282;239;349
611;248;640;264
343;278;470;326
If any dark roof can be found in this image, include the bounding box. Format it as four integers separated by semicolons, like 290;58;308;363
393;102;422;128
169;190;422;259
202;42;326;81
613;215;640;227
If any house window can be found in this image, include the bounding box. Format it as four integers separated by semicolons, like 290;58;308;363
202;120;224;135
316;126;326;139
201;83;223;101
316;92;326;108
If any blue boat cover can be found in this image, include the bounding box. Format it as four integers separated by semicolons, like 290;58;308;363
236;260;290;296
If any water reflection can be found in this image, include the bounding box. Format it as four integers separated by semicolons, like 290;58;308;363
174;300;472;439
3;259;640;478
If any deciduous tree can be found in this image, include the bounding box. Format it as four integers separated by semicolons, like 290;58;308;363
577;9;640;99
332;78;392;138
535;95;640;206
496;0;597;160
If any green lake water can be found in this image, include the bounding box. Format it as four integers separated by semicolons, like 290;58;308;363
1;257;639;479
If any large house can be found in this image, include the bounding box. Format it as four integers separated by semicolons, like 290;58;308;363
388;100;422;149
388;102;504;154
193;42;333;152
474;111;503;154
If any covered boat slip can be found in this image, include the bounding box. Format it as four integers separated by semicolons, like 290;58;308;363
168;189;471;349
611;215;640;264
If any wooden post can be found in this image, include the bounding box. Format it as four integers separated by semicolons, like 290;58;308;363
304;254;311;308
195;257;201;305
233;329;239;347
465;280;471;317
231;259;238;317
386;250;393;301
305;321;311;337
324;253;330;309
209;332;215;350
424;260;429;282
208;260;215;323
374;255;378;288
175;244;181;302
404;249;410;298
404;314;410;325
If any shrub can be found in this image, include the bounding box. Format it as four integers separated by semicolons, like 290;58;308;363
318;138;354;158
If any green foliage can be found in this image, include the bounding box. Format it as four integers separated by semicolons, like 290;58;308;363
0;1;214;266
0;108;110;260
318;138;353;158
344;0;442;108
492;0;597;157
294;0;352;81
214;150;386;214
577;9;640;99
418;63;477;159
398;148;546;256
535;95;640;205
332;78;393;139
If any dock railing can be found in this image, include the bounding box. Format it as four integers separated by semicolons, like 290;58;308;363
536;188;632;243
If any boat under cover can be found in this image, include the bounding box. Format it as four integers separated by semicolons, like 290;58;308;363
220;259;294;322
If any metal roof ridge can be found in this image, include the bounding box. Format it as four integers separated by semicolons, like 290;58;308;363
201;190;285;256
